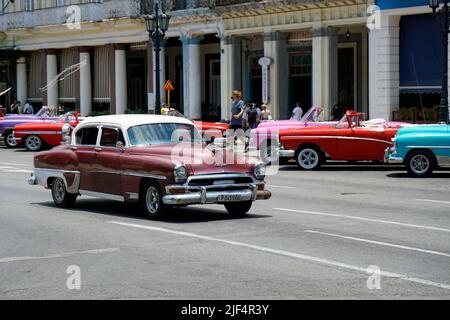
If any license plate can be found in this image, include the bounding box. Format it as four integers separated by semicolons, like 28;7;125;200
217;194;242;202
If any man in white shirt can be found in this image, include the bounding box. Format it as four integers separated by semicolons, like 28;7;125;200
290;102;303;121
22;102;34;114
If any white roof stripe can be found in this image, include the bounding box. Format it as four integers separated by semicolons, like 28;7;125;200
77;115;194;131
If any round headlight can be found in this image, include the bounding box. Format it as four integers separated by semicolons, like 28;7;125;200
254;162;266;179
174;164;188;183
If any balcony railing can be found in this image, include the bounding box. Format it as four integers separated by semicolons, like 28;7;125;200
214;0;262;6
0;0;143;31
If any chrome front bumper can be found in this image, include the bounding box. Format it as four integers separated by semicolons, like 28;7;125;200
278;149;295;158
162;184;272;205
384;147;403;164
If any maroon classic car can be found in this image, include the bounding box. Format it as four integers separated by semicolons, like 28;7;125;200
28;115;271;219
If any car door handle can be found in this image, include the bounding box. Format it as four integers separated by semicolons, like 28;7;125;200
94;147;102;152
70;146;78;151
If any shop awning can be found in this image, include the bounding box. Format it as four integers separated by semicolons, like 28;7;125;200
400;14;442;91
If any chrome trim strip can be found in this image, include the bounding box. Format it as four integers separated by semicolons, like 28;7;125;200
186;173;257;184
165;182;261;194
79;190;124;202
15;131;62;135
90;169;166;180
406;146;450;149
283;135;393;145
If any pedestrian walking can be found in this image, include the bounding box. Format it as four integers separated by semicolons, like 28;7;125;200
22;101;34;114
230;90;245;131
290;102;303;121
246;103;261;130
9;101;20;114
260;104;271;121
331;103;345;121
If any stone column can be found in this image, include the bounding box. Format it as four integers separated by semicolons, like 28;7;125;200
46;50;58;108
263;32;289;120
181;35;202;120
153;40;167;105
79;48;92;116
114;44;128;115
220;35;241;121
312;26;338;119
16;57;27;107
369;14;400;120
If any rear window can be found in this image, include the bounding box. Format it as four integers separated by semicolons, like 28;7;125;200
100;127;125;147
75;127;99;145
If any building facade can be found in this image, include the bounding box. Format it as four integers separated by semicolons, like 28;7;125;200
0;0;445;122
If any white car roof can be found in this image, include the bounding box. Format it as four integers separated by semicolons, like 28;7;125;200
76;114;194;131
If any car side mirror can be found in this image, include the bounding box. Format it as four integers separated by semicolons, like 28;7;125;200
116;141;124;149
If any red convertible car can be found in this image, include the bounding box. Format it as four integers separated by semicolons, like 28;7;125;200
165;110;230;142
13;112;80;151
28;115;271;219
278;111;400;170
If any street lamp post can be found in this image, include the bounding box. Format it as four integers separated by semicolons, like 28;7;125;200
143;2;170;115
430;0;450;123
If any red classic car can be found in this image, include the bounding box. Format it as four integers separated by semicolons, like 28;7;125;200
278;111;400;170
13;112;80;151
28;115;271;219
194;121;230;141
165;110;230;142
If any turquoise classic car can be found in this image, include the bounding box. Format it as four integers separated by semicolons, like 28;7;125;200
385;124;450;177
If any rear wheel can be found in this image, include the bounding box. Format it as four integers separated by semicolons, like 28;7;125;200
405;150;437;177
24;135;43;151
224;201;252;217
51;177;77;208
4;130;17;148
295;146;323;170
141;181;167;220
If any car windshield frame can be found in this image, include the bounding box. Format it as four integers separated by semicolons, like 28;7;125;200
302;107;323;123
127;122;203;147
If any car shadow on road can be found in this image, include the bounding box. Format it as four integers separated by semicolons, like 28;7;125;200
278;163;404;172
386;171;450;178
33;199;272;224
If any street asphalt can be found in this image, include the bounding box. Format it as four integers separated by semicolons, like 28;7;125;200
0;146;450;299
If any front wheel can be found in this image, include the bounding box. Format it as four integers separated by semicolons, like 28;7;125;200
224;201;252;217
141;181;167;220
4;130;18;148
24;135;43;151
405;150;437;177
51;177;77;208
295;146;323;170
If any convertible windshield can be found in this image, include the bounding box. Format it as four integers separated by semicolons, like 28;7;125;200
128;123;203;146
301;107;322;122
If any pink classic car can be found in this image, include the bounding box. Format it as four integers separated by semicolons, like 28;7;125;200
250;107;412;162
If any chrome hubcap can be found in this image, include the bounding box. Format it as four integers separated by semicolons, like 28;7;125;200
298;149;319;169
145;187;160;214
6;133;17;147
410;155;429;174
53;179;66;203
26;136;41;151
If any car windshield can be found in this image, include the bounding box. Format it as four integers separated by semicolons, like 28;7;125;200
128;123;203;146
57;112;76;123
336;114;363;129
35;107;50;117
302;107;322;122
